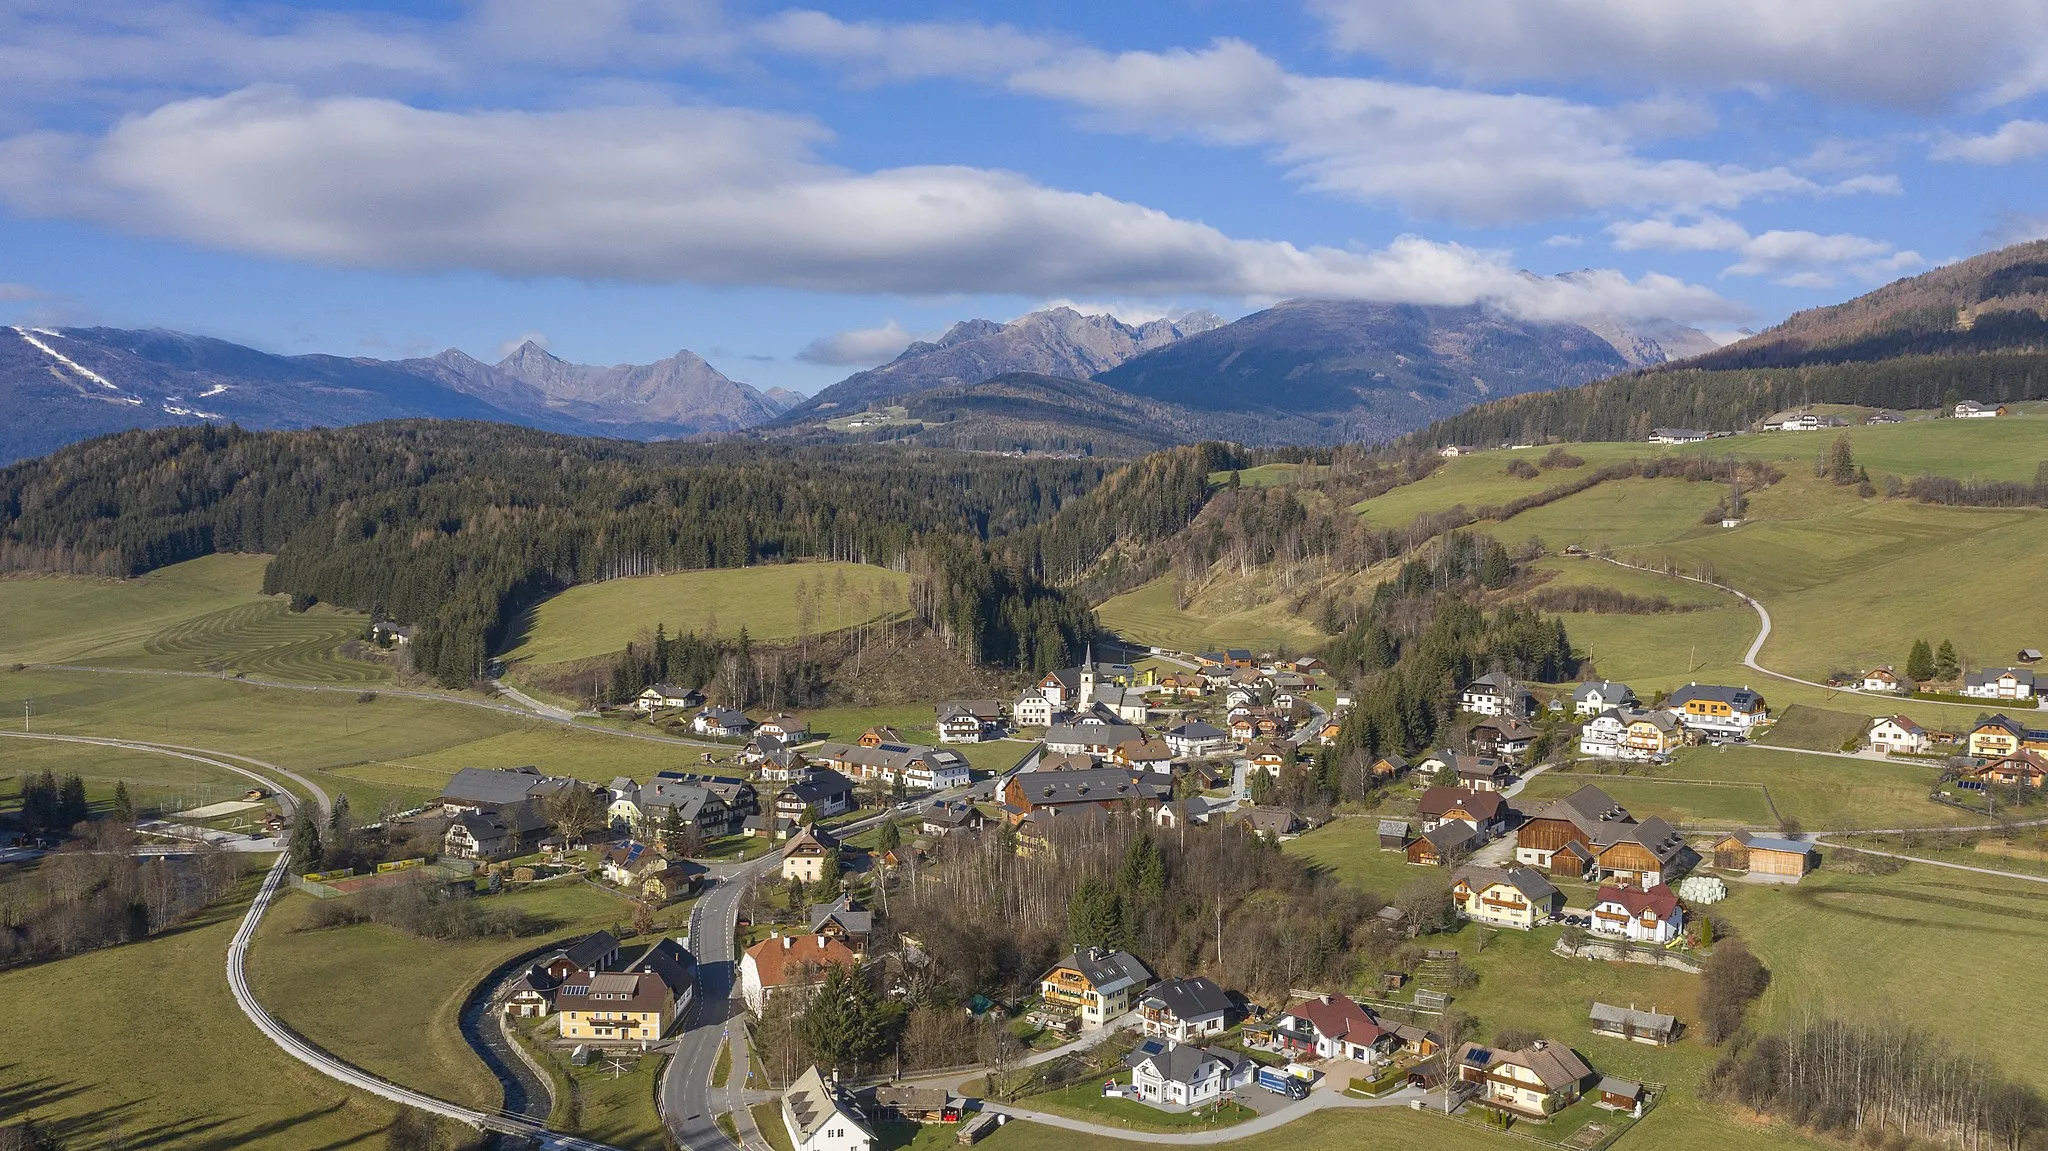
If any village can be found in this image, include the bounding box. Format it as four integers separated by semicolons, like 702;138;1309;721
311;631;2048;1151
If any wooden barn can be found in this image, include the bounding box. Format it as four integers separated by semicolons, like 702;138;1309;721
1713;830;1817;880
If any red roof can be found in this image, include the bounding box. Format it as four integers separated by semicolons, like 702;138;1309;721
1594;884;1679;920
744;934;858;987
1286;993;1383;1045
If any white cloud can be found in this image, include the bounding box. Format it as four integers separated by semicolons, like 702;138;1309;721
1309;0;2048;109
1541;234;1585;248
0;282;43;300
797;320;923;365
1932;119;2048;164
1609;213;1923;286
754;10;1057;81
0;86;1745;323
770;22;1877;226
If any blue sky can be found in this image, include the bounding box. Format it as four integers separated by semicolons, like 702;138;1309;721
2;0;2046;394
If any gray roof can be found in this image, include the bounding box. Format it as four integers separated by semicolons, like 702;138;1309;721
1127;1041;1241;1087
1726;829;1816;857
1454;864;1560;905
1667;682;1765;709
1529;784;1634;838
780;768;856;804
553;930;619;971
1423;822;1477;853
808;895;874;936
783;1066;870;1145
1140;976;1233;1022
1607;816;1687;862
1012;767;1170;806
441;766;575;808
1967;667;2037;688
1465;672;1518;694
1168;721;1227;740
1598;1076;1645;1099
1049;947;1152;997
1045;722;1143;747
1377;819;1411;838
1590;1002;1677;1035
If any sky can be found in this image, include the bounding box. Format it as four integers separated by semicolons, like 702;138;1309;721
2;1;2046;394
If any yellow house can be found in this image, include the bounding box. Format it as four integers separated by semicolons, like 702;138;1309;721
1450;865;1563;930
1624;713;1682;756
1458;1041;1593;1118
555;939;693;1045
780;825;841;883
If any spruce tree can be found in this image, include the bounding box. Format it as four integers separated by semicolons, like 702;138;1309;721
1935;639;1960;682
112;780;135;824
1905;639;1935;683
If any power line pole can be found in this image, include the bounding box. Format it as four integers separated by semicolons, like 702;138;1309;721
22;698;30;732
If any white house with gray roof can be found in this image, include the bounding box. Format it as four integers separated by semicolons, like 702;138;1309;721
782;1065;873;1151
1124;1040;1255;1109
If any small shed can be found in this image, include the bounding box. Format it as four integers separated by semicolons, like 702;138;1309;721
1713;830;1817;879
1596;1076;1648;1116
957;1114;1002;1145
1377;819;1412;850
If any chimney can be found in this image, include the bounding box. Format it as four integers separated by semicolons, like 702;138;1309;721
782;935;793;951
1319;994;1331;1005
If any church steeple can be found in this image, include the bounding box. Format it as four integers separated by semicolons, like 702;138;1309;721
1079;642;1097;708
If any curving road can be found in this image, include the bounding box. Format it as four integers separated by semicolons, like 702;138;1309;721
0;731;621;1149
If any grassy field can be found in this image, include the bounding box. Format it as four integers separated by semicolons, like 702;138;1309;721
1208;463;1332;488
0;554;272;664
0;737;283;820
248;883;661;1109
1755;704;1872;752
1097;575;1327;655
1283;813;1441;900
1513;773;1777;828
553;1048;669;1149
1022;1080;1254;1131
0;878;402;1149
1546;602;1757;695
501;562;909;670
128;600;388;683
1495;477;1727;555
1566;745;1965;831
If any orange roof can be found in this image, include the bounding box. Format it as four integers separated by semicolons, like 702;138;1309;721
745;934;859;987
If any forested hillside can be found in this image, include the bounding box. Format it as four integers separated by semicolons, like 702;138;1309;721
0;423;1116;685
1408;239;2048;447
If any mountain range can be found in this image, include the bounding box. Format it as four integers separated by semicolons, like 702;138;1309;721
1;295;1720;463
0;327;798;464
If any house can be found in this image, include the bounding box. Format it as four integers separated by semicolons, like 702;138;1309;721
920;802;986;838
808;895;874;952
1712;830;1817;880
758;714;812;742
539;931;621;983
443;802;551;860
782;1065;875;1151
601;841;667;887
781;826;842;883
642;862;701;903
1245;739;1288;776
1438;444;1468;457
1164;721;1229;758
634;682;702;713
1974;748;2048;788
1125;1040;1254;1108
1045;722;1144;756
1156;672;1206;699
1865;410;1902;425
611;777;743;839
1514;785;1635;873
1011;692;1055;728
1861;666;1908;694
1665;683;1769;734
1273;993;1390;1063
556;938;696;1044
1968;714;2029;759
1589;1003;1678;1047
1314;717;1344;746
1407;821;1478;866
1377;819;1412;850
1001;768;1170;816
1623;710;1684;759
1460;672;1534;717
692;707;756;738
2020;648;2045;664
1418;787;1513;839
1231;806;1307;841
1648;427;1711;444
1137;976;1235;1042
1370;754;1411;780
1589;884;1683;943
1469;718;1537;763
1867;714;1929;755
1571;681;1637;716
1457;1040;1593;1118
856;1085;958;1125
774;768;858;824
1954;400;2006;418
812;742;968;792
936;701;1007;744
1423;750;1513;792
1038;948;1153;1027
1115;739;1177;774
1593;819;1691;888
760;748;809;782
1578;708;1629;758
439;766;582;814
1091;685;1153;725
1964;668;2036;701
502;965;560;1018
1763;410;1833;432
1451;865;1563;930
740;933;860;1015
370;620;415;645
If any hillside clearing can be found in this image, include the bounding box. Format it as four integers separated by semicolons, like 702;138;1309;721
1097;574;1328;655
501;562;910;670
0;553;275;665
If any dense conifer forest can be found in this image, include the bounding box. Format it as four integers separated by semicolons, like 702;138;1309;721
0;422;1127;684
